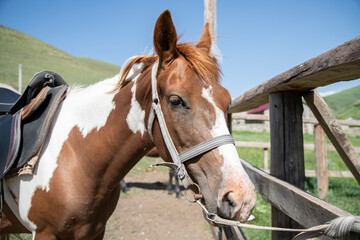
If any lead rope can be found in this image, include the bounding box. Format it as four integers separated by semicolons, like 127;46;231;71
196;200;360;239
141;58;360;239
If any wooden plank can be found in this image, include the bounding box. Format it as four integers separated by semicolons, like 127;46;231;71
263;148;269;171
227;113;232;133
235;141;270;149
229;36;360;113
303;90;360;184
323;145;360;152
314;124;329;199
269;92;305;239
241;159;352;228
305;170;354;178
232;113;360;126
232;113;270;121
263;169;354;178
235;141;360;152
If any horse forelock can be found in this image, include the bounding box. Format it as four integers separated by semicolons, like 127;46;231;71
176;43;221;84
113;41;221;92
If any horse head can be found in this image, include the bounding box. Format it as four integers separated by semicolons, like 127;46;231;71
148;10;256;223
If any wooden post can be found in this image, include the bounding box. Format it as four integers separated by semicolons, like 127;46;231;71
204;0;222;64
304;90;360;184
204;0;217;45
314;124;328;199
269;92;305;239
264;148;269;171
227;113;232;133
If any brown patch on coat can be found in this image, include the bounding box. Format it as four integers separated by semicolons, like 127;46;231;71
1;203;30;233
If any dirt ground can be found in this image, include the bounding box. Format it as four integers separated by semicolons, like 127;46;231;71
103;169;214;240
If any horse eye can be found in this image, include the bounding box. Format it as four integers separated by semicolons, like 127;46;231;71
169;95;185;108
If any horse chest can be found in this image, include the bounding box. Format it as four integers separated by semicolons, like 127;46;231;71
4;165;120;238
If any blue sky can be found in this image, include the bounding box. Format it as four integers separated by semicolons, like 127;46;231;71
0;0;359;98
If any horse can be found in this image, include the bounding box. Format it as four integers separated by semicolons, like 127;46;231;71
1;10;256;239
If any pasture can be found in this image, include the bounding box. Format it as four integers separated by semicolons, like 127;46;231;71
234;130;360;240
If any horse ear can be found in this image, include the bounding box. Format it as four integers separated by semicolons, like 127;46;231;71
196;23;212;53
153;10;177;63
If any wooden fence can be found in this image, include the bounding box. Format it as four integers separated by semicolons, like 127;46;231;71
235;140;358;174
228;36;360;239
233;113;360;199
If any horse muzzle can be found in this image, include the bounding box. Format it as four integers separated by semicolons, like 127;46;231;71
216;179;257;223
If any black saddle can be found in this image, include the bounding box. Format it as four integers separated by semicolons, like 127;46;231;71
0;71;68;179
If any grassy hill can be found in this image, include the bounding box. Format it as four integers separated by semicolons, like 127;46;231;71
0;25;120;90
324;84;360;120
1;25;359;120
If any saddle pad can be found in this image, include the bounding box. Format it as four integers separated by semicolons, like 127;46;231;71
0;85;67;178
0;88;20;113
0;111;22;179
14;85;68;171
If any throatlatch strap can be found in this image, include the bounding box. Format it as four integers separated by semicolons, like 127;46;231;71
179;135;234;163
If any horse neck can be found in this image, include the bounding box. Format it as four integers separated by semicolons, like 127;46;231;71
61;70;154;190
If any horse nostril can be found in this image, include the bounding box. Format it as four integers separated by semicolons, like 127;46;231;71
223;192;236;208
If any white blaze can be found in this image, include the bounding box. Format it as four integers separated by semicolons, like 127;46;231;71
201;87;248;202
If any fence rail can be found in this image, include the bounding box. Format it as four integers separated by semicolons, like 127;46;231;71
235;141;356;178
240;159;351;228
232;113;360;127
229;36;360;113
229;36;360;239
236;140;360;152
233;112;360;182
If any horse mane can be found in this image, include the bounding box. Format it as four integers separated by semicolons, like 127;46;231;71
114;42;221;91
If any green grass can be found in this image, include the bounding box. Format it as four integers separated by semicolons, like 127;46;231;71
233;130;360;239
0;25;120;90
127;156;168;176
306;177;360;215
8;234;32;240
242;177;360;239
324;85;360;120
242;192;272;240
233;130;360;171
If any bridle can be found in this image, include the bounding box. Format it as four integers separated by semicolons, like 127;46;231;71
121;59;360;238
147;60;235;190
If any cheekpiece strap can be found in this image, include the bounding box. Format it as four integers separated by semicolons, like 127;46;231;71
179;134;234;163
147;61;235;190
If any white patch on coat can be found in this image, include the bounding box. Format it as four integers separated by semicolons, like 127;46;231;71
201;87;249;202
126;64;146;136
3;74;120;233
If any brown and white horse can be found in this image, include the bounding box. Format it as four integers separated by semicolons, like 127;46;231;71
1;10;256;239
